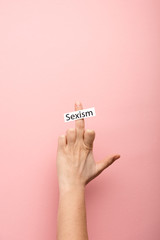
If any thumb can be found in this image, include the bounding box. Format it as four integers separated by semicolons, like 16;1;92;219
96;154;120;175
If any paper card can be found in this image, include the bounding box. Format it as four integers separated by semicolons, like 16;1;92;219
64;107;96;122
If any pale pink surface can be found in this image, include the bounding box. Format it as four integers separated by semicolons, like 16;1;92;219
0;1;160;239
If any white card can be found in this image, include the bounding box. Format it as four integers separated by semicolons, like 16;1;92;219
64;107;96;122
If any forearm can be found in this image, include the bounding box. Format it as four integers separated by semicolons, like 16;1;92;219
57;186;88;240
56;102;120;239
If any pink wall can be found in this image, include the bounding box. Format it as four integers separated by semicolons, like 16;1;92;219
0;1;160;239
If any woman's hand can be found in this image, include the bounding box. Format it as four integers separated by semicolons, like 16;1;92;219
56;101;120;194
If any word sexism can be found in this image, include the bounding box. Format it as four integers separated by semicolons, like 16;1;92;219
64;107;96;122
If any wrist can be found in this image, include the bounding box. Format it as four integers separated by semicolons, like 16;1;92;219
59;183;85;197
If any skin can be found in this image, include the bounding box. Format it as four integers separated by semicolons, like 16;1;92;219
56;101;120;240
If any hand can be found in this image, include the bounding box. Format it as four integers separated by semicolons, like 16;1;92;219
56;101;120;193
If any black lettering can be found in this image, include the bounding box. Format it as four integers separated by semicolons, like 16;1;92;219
75;113;80;118
71;114;76;120
85;111;93;117
66;114;70;121
82;112;85;117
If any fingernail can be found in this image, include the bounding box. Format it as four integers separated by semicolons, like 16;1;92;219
114;154;121;160
75;101;81;106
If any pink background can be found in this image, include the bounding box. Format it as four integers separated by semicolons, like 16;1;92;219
0;1;160;239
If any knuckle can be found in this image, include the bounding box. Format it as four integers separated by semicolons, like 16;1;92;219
67;128;75;133
82;141;93;151
59;134;65;139
86;129;95;136
66;128;75;137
